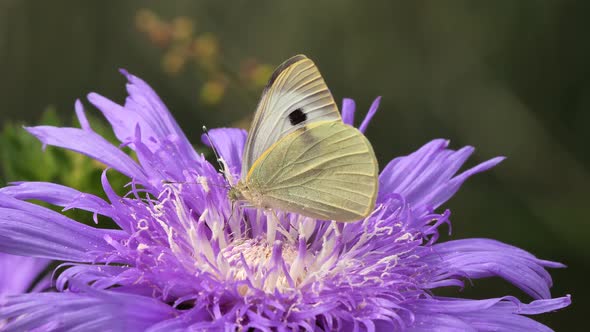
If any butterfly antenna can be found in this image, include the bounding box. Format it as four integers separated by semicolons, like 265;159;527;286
161;179;227;189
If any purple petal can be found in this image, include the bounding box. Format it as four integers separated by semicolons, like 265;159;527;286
55;264;133;292
201;127;247;176
25;126;148;183
75;99;92;131
379;139;449;198
379;139;504;213
408;313;476;332
411;296;571;315
126;125;220;191
0;290;176;331
145;311;219;332
422;239;565;299
359;96;381;133
122;69;191;145
130;125;192;187
418;156;505;212
0;181;113;218
408;296;570;332
0;253;49;296
87;92;142;145
88;70;198;159
0;193;118;261
341;98;356;126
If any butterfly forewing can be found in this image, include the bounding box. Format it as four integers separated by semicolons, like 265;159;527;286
246;121;378;222
241;55;341;177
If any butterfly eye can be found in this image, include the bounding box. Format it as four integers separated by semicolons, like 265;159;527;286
288;108;307;125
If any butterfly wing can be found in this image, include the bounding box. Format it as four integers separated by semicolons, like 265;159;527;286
246;121;378;222
242;55;341;177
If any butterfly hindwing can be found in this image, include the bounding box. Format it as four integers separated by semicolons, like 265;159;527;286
246;121;378;221
241;55;341;177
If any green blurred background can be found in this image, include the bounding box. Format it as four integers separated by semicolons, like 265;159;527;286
0;1;587;330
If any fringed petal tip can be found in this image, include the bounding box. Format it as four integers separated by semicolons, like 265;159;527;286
379;138;505;213
118;68;130;77
75;99;92;131
359;96;382;133
340;96;382;130
341;98;356;126
425;238;565;300
23;126;48;150
408;296;571;332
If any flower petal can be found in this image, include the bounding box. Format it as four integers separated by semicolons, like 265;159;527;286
88;71;198;161
0;181;113;218
423;239;565;299
0;290;176;331
379;139;504;213
408;296;570;332
122;70;193;145
86;92;141;143
407;313;477;332
419;156;504;212
0;253;49;296
25;126;148;183
201;127;247;176
0;193;118;261
75;99;92;131
359;96;381;133
341;98;356;126
379;139;450;198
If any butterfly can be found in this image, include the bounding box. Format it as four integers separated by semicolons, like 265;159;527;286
227;55;378;222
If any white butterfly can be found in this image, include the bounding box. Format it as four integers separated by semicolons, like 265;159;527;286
228;55;378;222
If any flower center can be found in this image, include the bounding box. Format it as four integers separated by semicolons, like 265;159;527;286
221;237;301;294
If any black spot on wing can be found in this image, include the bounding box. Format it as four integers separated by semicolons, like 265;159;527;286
288;108;307;125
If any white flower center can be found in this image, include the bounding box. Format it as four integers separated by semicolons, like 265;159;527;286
222;238;300;294
146;183;358;296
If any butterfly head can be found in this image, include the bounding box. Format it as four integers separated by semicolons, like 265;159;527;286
227;185;243;203
228;181;264;208
228;181;251;203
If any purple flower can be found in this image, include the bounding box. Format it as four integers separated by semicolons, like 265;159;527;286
0;71;570;331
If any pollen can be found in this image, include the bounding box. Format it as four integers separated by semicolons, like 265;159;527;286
222;238;301;293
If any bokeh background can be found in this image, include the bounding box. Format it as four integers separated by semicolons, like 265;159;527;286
0;1;587;330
